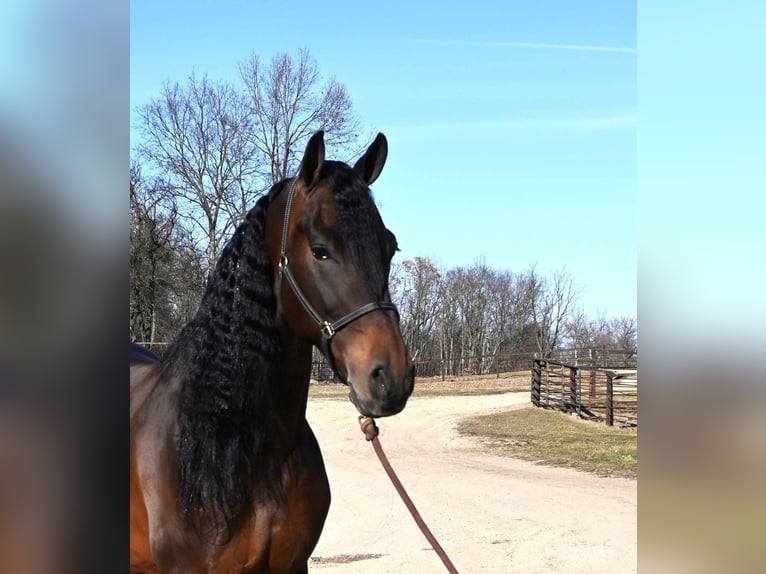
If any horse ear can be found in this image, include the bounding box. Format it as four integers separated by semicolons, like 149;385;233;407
353;133;388;186
299;130;325;187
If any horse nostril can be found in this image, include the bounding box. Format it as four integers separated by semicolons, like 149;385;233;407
371;364;396;395
371;365;385;389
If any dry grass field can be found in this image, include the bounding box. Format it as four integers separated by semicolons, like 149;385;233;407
308;370;531;400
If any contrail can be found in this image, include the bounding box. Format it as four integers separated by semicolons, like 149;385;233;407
404;38;636;54
393;115;636;132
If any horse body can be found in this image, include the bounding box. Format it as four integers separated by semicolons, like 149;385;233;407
130;353;330;573
130;131;412;573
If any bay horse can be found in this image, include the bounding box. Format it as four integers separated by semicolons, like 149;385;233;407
130;131;414;573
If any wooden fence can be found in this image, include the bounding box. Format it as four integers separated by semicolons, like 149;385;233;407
550;348;637;369
531;358;638;427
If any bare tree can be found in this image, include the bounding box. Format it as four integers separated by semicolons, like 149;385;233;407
436;267;460;378
130;163;177;342
130;162;206;345
563;309;637;366
565;311;636;350
610;316;637;356
397;257;442;363
239;48;362;181
135;73;261;276
484;270;533;370
436;262;494;374
525;265;580;358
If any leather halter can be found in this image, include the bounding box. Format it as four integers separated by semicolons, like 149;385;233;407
277;177;399;383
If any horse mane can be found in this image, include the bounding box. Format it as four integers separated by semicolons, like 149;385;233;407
159;161;391;537
162;180;286;536
321;161;394;298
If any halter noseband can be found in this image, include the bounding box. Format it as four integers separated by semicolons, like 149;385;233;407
277;177;399;383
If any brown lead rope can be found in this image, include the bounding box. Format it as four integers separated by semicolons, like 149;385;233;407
358;416;460;574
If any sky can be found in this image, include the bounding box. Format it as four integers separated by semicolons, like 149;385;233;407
131;0;637;320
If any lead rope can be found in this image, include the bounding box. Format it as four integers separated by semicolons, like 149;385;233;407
358;417;460;574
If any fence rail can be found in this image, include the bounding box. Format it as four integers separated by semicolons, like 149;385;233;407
550;348;637;369
531;358;637;427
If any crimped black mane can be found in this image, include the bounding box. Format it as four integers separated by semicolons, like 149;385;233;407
162;181;285;535
161;162;391;538
322;161;393;298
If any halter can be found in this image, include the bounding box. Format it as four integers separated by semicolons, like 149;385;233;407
277;177;399;383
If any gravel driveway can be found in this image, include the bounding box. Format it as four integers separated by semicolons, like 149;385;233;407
306;391;636;573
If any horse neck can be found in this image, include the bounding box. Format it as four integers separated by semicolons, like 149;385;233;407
272;331;314;449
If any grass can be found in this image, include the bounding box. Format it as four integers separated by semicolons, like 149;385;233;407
308;370;531;400
458;406;637;479
412;372;530;397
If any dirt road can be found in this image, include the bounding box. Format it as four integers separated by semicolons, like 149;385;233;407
306;391;636;573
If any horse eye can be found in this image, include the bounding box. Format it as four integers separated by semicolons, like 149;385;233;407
311;246;331;261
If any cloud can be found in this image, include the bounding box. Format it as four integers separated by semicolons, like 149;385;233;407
404;38;636;54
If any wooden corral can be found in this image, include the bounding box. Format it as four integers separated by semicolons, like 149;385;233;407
531;358;638;427
551;348;637;369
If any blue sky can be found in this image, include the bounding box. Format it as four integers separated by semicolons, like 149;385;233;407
131;0;636;319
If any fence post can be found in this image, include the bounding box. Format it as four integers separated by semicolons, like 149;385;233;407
606;372;614;426
589;370;597;409
569;366;578;412
531;359;541;406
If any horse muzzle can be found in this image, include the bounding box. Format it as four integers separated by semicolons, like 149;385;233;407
348;363;415;418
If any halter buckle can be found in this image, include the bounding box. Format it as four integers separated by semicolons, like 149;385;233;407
320;321;335;339
278;255;288;280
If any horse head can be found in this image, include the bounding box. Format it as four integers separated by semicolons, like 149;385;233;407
268;131;414;417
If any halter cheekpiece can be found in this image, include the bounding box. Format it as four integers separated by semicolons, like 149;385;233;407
277;177;399;383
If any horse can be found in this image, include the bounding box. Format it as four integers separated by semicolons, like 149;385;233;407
130;131;415;573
